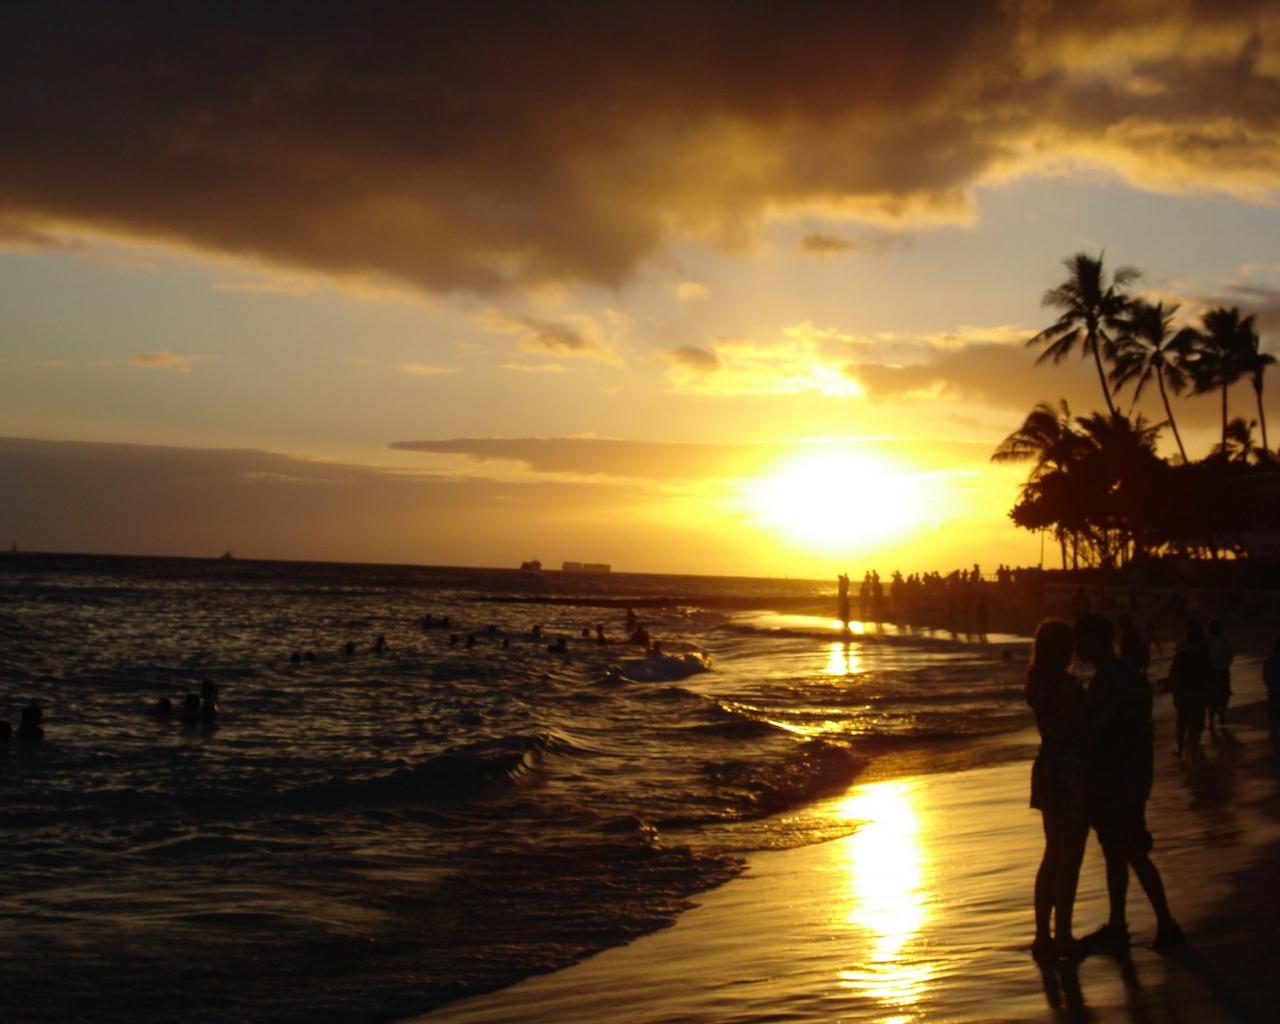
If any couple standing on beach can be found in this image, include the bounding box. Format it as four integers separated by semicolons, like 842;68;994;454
1027;614;1184;961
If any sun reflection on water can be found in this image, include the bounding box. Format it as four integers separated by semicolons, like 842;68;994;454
831;780;933;1015
823;639;862;677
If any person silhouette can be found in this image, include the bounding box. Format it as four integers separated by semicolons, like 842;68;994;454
1265;639;1280;756
1076;614;1183;952
837;573;851;633
16;703;44;742
1026;620;1089;961
1206;620;1233;733
1169;618;1211;762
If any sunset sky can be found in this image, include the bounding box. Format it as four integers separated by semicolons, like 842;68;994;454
3;2;1279;576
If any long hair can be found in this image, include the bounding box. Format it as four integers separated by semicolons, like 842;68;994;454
1027;619;1075;703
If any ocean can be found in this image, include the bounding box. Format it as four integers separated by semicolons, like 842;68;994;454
0;555;1035;1022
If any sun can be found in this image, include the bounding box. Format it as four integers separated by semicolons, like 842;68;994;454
748;449;924;550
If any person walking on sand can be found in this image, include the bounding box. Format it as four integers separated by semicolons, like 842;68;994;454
1027;620;1090;961
1076;614;1183;953
837;573;851;634
1168;618;1212;762
1206;620;1234;733
1264;639;1280;756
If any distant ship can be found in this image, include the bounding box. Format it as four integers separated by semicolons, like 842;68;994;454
519;559;542;571
219;550;236;561
561;561;611;574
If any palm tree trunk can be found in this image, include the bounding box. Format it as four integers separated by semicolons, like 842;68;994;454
1256;380;1270;452
1221;383;1228;448
1090;336;1118;418
1157;369;1188;463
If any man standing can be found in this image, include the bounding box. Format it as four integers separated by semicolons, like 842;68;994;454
1075;614;1184;951
1207;620;1234;733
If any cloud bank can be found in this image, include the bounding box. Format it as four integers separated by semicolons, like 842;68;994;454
2;2;1278;294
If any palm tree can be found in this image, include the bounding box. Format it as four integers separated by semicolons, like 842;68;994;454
1110;299;1197;463
1028;252;1139;418
1191;307;1254;449
1211;417;1260;464
991;400;1081;477
1239;330;1276;452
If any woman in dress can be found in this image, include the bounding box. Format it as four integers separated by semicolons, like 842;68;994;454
1028;619;1090;960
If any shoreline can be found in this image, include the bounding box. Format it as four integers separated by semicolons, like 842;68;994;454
411;642;1280;1023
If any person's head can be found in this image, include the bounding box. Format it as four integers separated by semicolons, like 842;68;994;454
1208;620;1222;636
155;697;173;716
1074;614;1115;666
1030;619;1075;678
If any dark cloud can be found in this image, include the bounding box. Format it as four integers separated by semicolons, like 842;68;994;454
660;345;722;374
0;436;643;564
798;231;911;256
482;312;621;363
390;436;994;478
1;3;1277;294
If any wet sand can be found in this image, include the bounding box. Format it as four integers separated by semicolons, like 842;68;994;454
417;647;1280;1023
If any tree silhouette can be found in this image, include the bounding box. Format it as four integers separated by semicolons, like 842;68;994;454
1192;307;1253;450
1110;299;1196;463
1028;252;1138;418
1239;328;1276;452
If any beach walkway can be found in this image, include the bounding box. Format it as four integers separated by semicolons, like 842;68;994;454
422;662;1280;1023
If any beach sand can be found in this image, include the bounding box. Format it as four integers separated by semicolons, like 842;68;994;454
417;646;1280;1023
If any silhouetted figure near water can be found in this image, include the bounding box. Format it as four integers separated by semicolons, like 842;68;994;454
1028;620;1089;961
180;694;201;728
152;698;173;720
1206;620;1233;732
374;634;388;654
1265;639;1280;756
595;624;607;645
625;607;637;631
837;573;850;633
531;624;543;640
547;636;568;654
343;641;356;656
629;625;650;647
1168;618;1211;762
1076;614;1182;953
423;613;434;629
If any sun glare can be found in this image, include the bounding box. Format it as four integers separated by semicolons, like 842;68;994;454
749;450;924;551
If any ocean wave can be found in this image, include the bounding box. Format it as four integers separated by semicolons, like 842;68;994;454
702;737;863;819
616;652;711;682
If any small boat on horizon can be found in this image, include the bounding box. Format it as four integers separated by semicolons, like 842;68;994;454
562;561;611;574
520;559;542;571
219;550;236;561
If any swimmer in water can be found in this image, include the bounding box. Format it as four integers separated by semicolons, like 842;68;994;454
547;637;568;654
531;624;543;640
16;704;44;742
180;694;201;727
595;624;607;645
152;697;173;720
629;625;650;647
465;634;477;648
343;641;356;656
198;680;219;722
290;651;302;664
423;613;434;629
502;637;510;649
625;607;638;631
374;634;388;653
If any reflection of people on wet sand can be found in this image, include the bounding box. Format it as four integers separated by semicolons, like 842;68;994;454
1027;620;1089;961
1076;614;1183;953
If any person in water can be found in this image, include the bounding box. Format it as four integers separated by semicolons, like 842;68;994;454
343;641;356;656
1076;614;1182;952
16;703;44;742
152;697;173;720
629;624;650;647
180;694;201;728
547;636;568;654
198;680;218;725
374;634;388;653
1027;620;1089;961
